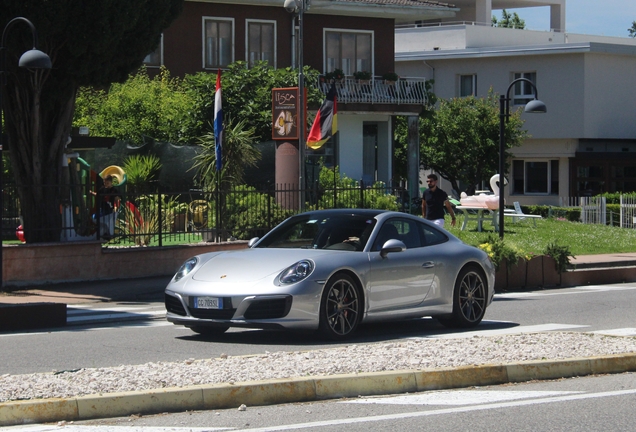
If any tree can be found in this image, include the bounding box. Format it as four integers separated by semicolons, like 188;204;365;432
181;61;323;144
74;62;324;146
492;9;526;29
629;21;636;38
74;67;190;147
1;1;183;242
395;91;528;196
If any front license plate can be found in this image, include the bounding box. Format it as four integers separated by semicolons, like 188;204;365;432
194;296;223;309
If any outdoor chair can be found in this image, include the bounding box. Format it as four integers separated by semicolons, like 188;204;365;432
507;201;542;226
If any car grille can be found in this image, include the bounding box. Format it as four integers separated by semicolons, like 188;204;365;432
165;293;187;316
189;308;236;319
243;296;292;320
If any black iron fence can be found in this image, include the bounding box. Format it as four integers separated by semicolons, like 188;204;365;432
2;182;412;246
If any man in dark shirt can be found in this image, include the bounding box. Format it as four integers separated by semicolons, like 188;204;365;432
421;174;456;228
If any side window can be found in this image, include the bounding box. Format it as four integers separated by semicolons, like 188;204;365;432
373;218;422;250
417;221;448;247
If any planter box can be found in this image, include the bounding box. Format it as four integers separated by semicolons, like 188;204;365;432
494;255;561;291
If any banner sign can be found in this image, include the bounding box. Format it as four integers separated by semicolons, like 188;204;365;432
272;87;299;140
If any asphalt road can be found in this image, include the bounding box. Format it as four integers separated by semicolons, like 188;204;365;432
2;282;636;375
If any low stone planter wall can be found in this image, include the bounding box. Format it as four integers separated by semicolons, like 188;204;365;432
2;241;248;287
495;255;561;291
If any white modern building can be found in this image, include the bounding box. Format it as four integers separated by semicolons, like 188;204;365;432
394;0;636;205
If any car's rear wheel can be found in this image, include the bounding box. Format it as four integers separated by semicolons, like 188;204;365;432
438;265;487;328
318;273;361;340
190;325;229;336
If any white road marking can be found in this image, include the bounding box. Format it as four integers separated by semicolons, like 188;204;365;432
592;328;636;337
67;310;165;323
409;323;589;340
4;426;233;432
496;284;636;299
342;390;581;405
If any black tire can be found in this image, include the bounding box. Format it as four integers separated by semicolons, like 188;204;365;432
318;273;362;340
438;265;488;328
190;325;230;336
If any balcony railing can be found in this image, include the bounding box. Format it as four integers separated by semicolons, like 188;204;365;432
312;75;429;106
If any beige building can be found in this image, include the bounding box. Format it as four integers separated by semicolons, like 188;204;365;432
394;0;636;205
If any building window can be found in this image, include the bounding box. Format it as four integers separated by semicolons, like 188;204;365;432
325;30;372;75
513;159;558;195
203;17;234;69
247;20;275;67
459;74;476;97
512;72;536;105
143;35;163;67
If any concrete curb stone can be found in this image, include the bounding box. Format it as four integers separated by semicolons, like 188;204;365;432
2;353;636;427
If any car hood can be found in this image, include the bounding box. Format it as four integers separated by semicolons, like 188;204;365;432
191;248;333;283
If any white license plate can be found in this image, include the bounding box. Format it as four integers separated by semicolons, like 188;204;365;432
194;296;223;309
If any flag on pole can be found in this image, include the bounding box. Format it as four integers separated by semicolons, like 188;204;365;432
307;83;338;150
214;69;223;171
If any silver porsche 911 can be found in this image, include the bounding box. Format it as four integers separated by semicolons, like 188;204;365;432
165;209;495;340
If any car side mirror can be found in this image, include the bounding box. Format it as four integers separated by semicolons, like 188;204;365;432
248;237;260;248
380;239;406;258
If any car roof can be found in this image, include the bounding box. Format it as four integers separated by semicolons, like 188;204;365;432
295;208;388;219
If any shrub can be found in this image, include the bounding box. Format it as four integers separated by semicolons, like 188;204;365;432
544;241;574;274
477;235;520;271
208;185;294;240
314;166;399;211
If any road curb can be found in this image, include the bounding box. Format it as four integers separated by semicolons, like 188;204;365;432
2;353;636;426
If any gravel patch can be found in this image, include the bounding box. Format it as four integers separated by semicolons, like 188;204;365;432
1;332;636;402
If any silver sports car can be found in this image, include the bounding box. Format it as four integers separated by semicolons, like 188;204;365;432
165;209;495;339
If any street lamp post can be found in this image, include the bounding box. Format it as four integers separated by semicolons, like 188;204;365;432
0;17;52;287
284;0;307;210
498;78;546;239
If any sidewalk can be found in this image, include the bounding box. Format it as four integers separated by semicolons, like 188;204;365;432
0;275;171;305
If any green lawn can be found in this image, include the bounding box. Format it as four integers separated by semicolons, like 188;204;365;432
447;216;636;257
5;216;636;257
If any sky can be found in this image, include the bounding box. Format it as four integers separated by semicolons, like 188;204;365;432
505;0;636;38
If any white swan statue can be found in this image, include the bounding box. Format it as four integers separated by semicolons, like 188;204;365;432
459;174;507;209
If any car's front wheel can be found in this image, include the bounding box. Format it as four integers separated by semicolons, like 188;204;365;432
318;272;361;340
438;265;488;328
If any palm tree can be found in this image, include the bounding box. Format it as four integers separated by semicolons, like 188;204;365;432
192;118;261;191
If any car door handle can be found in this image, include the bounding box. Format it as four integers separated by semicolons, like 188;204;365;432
421;261;435;269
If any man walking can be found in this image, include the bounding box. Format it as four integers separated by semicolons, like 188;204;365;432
421;174;456;228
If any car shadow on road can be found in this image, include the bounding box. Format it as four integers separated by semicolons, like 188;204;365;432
176;318;520;346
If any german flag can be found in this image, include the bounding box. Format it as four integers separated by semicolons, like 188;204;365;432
307;83;337;150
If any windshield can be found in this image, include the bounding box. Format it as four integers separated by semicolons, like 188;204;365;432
255;214;377;251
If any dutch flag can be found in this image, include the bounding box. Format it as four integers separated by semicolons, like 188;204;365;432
214;69;223;171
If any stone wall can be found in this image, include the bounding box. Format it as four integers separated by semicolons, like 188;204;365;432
2;241;248;287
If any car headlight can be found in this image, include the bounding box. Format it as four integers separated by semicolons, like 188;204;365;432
174;257;199;282
277;260;314;285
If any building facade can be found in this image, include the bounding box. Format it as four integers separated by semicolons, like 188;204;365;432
395;0;636;205
143;0;457;201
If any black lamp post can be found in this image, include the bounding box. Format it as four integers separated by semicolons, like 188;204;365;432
0;17;52;287
284;0;308;210
498;78;546;239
